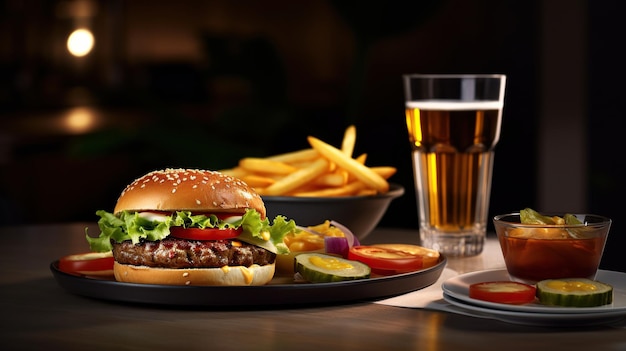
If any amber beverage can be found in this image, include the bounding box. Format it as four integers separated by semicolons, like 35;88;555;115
499;236;606;284
403;75;506;256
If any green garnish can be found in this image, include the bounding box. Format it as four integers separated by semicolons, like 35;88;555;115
520;208;591;238
85;209;295;254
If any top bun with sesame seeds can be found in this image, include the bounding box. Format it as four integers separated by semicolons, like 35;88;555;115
113;168;266;218
84;169;297;286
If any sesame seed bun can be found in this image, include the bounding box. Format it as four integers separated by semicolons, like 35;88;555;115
113;168;266;218
113;261;276;286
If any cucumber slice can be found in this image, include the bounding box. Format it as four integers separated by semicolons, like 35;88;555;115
295;253;371;283
536;278;613;307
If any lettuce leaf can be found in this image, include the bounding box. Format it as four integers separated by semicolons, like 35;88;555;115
85;209;296;254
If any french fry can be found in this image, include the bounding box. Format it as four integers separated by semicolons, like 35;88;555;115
328;125;354;173
293;181;366;197
240;174;276;188
239;158;298;175
371;166;397;179
222;125;396;198
334;168;349;183
219;167;248;178
307;136;389;193
313;172;347;188
265;149;320;164
283;182;322;196
355;153;367;164
289;160;317;169
346;153;367;182
341;125;356;157
260;158;330;196
356;188;378;196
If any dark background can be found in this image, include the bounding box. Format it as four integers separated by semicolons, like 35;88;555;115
0;0;624;272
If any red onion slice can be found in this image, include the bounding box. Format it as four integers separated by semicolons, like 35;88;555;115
324;236;350;258
294;221;360;258
330;220;360;247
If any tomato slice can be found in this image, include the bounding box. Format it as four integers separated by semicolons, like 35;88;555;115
469;281;537;305
348;244;440;275
169;227;243;241
58;251;114;277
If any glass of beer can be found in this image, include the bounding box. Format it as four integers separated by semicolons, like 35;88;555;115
403;74;506;256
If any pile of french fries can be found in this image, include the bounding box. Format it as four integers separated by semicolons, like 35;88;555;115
219;126;397;197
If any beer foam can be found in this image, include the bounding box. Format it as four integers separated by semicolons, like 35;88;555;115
406;100;503;110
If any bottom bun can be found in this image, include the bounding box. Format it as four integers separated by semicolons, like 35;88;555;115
113;261;275;286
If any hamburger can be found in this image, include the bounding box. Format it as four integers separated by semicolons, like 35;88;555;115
86;168;295;286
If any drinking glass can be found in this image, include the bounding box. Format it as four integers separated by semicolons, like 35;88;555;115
403;74;506;256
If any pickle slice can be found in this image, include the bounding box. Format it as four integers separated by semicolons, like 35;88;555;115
519;208;594;239
295;253;371;283
520;208;562;225
536;278;613;307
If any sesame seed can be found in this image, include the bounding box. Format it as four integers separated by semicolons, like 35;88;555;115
183;272;189;277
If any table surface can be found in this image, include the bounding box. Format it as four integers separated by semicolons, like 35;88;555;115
1;223;625;351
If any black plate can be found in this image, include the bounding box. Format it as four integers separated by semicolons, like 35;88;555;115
50;255;446;308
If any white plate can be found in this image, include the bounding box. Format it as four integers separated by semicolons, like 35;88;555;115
441;292;626;327
442;269;626;314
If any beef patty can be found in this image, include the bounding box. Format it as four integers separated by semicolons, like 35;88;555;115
112;238;276;269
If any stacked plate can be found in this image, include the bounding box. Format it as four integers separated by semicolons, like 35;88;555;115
440;269;626;327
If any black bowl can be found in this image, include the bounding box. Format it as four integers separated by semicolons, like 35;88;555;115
262;183;405;239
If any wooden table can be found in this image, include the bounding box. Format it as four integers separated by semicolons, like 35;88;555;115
1;223;625;350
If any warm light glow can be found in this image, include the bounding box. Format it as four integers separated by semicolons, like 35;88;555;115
67;29;94;57
64;107;96;133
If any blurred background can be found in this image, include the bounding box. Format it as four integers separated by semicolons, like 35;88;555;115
0;0;624;271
